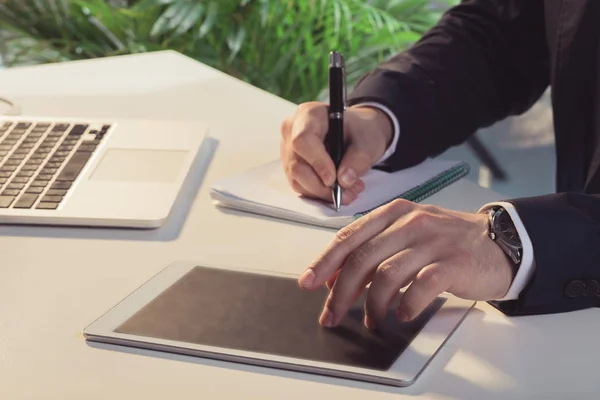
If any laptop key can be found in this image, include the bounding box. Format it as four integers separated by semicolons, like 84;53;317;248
0;195;15;208
25;186;44;194
52;124;70;132
58;145;74;152
78;143;97;152
41;195;62;203
56;151;91;182
6;183;24;190
46;189;67;196
13;193;38;209
36;202;58;210
2;189;20;196
70;124;89;135
51;181;71;190
12;177;29;184
30;180;48;187
16;171;34;178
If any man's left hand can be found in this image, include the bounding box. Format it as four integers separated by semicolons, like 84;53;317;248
297;199;515;329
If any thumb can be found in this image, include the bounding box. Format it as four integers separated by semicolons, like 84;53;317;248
337;144;373;188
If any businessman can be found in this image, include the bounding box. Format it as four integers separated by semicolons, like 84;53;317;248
280;0;600;329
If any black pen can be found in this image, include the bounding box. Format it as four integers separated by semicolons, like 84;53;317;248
325;51;346;211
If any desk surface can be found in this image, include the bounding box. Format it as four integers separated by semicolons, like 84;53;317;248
0;51;597;400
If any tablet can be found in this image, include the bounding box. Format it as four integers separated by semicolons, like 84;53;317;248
83;262;475;387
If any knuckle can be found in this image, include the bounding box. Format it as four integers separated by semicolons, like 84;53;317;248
300;101;325;115
405;211;433;231
280;118;292;137
297;102;314;112
388;198;408;210
384;198;413;215
335;225;355;244
346;245;372;269
420;204;439;214
376;263;401;283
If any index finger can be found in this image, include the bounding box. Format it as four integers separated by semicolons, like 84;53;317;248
298;201;412;290
290;114;336;187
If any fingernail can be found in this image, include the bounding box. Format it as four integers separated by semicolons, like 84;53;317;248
320;308;334;327
396;309;408;322
340;169;356;186
298;269;315;289
365;315;378;330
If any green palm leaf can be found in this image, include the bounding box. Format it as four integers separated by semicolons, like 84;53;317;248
0;0;449;103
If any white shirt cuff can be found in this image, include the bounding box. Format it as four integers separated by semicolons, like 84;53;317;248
351;102;400;165
478;201;536;301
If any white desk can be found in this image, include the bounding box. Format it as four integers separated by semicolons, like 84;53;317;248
0;51;597;400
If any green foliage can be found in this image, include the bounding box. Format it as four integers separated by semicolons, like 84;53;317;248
0;0;454;103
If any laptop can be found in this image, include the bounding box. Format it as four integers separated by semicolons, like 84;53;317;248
0;115;207;228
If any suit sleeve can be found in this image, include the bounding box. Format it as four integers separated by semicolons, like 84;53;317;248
346;0;550;171
345;1;600;316
487;193;600;316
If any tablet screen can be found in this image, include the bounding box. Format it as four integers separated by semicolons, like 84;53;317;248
115;266;444;371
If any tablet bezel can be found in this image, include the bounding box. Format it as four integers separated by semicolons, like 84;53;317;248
82;261;475;387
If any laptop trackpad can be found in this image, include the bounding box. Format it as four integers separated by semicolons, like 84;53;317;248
90;149;188;183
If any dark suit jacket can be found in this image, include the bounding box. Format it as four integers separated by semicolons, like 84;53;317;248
347;0;600;316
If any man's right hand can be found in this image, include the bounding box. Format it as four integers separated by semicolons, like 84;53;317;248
280;102;393;205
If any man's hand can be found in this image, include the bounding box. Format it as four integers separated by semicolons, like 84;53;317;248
297;199;515;328
280;102;393;205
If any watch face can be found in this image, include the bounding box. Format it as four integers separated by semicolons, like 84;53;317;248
496;210;521;246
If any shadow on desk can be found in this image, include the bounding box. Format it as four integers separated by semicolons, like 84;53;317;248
0;136;219;242
83;309;512;397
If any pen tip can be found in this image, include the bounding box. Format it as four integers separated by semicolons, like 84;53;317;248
332;185;342;211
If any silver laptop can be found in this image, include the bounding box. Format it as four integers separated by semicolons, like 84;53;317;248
0;116;207;228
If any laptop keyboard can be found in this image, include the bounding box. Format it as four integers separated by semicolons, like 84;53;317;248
0;121;108;210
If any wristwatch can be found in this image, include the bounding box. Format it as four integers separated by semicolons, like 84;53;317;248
486;206;522;267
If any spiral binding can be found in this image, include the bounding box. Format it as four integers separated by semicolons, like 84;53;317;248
353;162;471;220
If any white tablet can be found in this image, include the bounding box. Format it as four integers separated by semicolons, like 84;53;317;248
83;262;475;387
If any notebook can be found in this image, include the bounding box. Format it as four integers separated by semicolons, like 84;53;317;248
210;158;470;229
